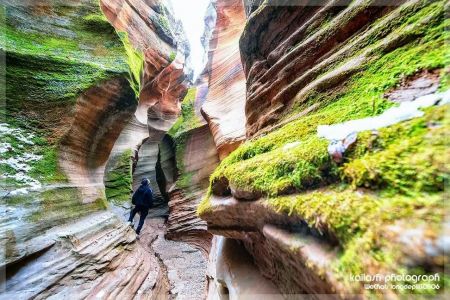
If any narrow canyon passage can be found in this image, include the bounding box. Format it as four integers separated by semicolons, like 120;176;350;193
1;0;448;299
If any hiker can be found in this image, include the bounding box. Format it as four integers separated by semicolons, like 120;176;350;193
128;178;153;235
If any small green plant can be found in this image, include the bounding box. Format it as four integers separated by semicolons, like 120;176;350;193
169;51;176;62
158;14;171;32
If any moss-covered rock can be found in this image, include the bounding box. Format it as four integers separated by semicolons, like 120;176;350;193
116;31;144;96
168;88;203;190
104;149;133;205
269;186;448;293
1;0;130;188
205;1;449;200
3;1;128;111
199;2;449;295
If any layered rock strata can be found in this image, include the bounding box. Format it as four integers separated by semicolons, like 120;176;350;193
200;0;449;297
164;88;220;255
166;125;219;254
201;196;343;295
1;210;207;299
99;0;190;216
2;0;205;299
104;116;149;210
240;0;444;137
201;0;247;159
100;0;189;126
60;78;136;203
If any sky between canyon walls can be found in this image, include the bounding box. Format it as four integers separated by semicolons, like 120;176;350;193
170;0;211;79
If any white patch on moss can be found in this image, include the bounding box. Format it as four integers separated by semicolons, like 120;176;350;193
318;89;450;141
0;123;43;194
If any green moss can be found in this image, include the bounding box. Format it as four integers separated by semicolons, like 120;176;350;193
206;1;448;199
0;124;66;187
29;146;67;183
214;135;335;196
80;13;114;34
343;106;448;195
5;50;123;109
116;31;144;96
3;1;129;117
28;187;106;223
167;88;203;190
438;68;450;91
158;14;171;33
199;1;449;294
1;1;134;188
168;88;199;137
169;51;176;62
105;149;133;204
269;187;446;293
197;186;213;216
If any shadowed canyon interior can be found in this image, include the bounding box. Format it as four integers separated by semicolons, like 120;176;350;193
0;0;448;299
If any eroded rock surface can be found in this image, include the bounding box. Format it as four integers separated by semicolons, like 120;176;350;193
2;211;138;299
240;0;443;137
60;78;136;203
134;137;169;217
100;0;189;125
206;236;282;299
2;0;204;299
166;124;219;254
201;0;247;159
202;196;343;295
199;0;449;297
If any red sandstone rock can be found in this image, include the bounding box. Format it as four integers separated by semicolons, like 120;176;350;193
201;0;247;159
100;0;188;125
59;78;136;203
166;125;220;255
239;1;403;137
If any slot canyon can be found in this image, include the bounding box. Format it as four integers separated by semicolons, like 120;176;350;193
0;0;448;299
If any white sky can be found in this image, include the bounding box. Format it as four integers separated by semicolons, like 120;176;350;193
170;0;211;80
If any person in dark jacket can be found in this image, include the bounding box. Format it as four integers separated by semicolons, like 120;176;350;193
128;178;153;235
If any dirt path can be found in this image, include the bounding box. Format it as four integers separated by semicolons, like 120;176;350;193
135;217;208;300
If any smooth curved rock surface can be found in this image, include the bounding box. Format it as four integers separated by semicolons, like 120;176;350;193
201;196;352;296
2;1;202;298
201;0;247;159
206;236;283;299
2;210;208;299
2;211;141;299
100;0;189;125
134;137;170;218
59;78;136;203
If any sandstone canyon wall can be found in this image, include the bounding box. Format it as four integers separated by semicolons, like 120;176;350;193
199;0;449;297
1;0;208;298
100;0;190;211
162;0;250;257
201;0;247;159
